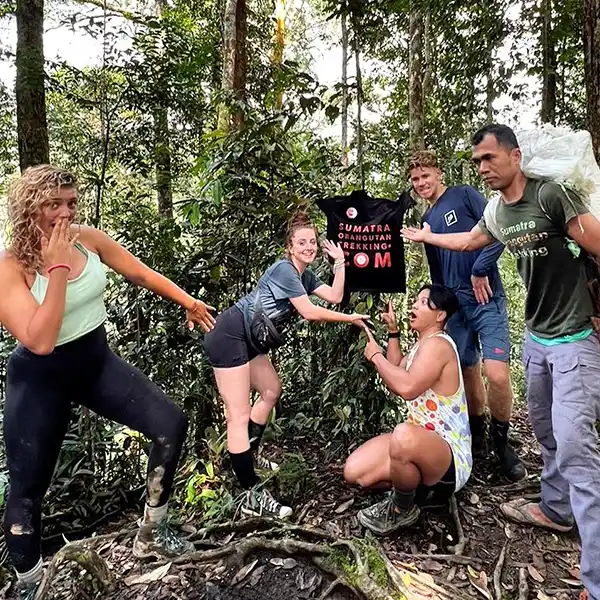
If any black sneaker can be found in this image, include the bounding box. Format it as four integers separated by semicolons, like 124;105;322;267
357;495;420;535
241;487;292;519
256;451;280;472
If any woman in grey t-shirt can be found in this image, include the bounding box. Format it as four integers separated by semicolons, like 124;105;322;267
204;212;368;518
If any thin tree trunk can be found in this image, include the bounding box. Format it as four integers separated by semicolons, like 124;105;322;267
217;0;238;133
232;0;247;126
583;0;600;161
541;0;557;124
423;10;433;99
486;48;495;123
352;19;364;189
273;0;286;109
16;0;49;171
409;4;424;151
154;0;173;218
341;12;349;169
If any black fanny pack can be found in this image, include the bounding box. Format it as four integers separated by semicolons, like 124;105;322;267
243;295;286;354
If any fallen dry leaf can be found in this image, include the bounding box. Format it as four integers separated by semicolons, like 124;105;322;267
467;568;492;600
528;564;545;583
504;523;513;539
421;559;444;573
249;565;266;587
559;578;583;587
568;567;581;580
335;498;355;514
125;563;171;586
282;558;297;570
231;559;259;585
469;493;480;505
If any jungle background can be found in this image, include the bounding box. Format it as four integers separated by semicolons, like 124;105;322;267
0;0;599;598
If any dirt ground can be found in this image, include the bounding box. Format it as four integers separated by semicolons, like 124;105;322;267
1;409;586;600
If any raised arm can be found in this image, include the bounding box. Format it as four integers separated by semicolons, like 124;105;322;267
365;331;453;400
312;240;346;304
0;219;76;355
402;222;494;252
81;226;215;332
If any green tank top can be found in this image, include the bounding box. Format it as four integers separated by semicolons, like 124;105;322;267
30;243;108;346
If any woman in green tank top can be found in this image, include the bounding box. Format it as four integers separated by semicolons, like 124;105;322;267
0;165;215;598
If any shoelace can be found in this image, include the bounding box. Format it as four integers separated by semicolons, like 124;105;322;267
256;454;276;470
255;489;282;515
155;520;188;552
368;497;394;520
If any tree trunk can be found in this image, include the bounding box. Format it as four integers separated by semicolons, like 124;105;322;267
16;0;49;171
217;0;238;133
409;4;424;151
217;0;246;132
486;48;495;123
154;0;173;218
583;0;600;161
232;0;247;126
541;0;557;124
352;17;365;189
341;12;349;169
273;0;286;109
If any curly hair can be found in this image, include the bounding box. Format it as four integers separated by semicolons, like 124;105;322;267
284;211;319;258
6;165;77;273
407;150;440;172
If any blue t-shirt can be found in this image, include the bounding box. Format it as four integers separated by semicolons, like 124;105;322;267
236;259;324;329
422;186;505;301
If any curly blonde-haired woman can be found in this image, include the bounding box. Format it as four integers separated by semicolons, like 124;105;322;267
0;165;215;599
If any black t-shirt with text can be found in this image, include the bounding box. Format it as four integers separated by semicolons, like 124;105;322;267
316;190;414;293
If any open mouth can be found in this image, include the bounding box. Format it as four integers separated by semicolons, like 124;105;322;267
409;311;417;320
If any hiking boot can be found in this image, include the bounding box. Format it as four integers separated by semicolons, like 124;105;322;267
16;582;40;600
241;487;292;519
256;451;280;472
469;414;488;459
357;495;420;536
490;418;527;482
133;517;195;560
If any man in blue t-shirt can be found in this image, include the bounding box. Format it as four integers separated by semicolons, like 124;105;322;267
408;150;525;482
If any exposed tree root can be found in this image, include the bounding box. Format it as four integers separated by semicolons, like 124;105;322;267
36;517;478;600
493;541;509;600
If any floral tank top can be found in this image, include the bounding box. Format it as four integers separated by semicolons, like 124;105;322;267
405;332;472;491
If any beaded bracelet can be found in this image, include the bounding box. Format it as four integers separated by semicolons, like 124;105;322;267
388;331;400;338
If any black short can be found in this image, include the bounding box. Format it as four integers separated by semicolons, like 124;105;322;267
415;453;456;509
204;305;262;368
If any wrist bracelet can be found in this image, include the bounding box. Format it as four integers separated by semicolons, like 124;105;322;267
388;331;400;338
368;351;383;362
47;263;71;274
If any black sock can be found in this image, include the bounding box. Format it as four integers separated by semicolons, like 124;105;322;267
469;414;486;437
229;449;260;490
248;420;267;453
391;488;416;510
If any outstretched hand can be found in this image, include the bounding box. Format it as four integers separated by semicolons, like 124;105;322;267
186;300;217;333
401;222;431;243
323;239;345;261
363;326;384;362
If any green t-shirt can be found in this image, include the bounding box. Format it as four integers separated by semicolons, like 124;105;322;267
479;178;593;339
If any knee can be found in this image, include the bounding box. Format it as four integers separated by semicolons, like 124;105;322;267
390;423;419;461
226;404;251;429
156;405;188;448
343;455;361;486
485;362;510;390
259;380;282;407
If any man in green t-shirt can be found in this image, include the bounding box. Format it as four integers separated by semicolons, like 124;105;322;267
402;124;600;600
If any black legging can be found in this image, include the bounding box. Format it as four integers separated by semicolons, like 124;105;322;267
2;325;188;573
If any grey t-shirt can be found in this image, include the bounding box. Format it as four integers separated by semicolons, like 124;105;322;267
236;259;324;330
